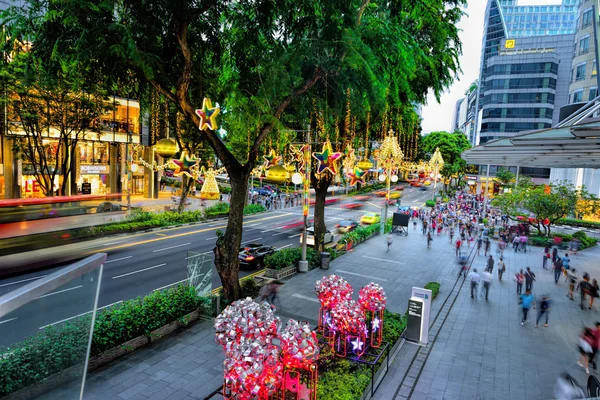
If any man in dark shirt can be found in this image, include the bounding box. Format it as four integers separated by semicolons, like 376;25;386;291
553;257;563;284
578;275;591;311
524;267;536;292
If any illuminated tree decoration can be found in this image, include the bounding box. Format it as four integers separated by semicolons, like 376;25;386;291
312;140;343;175
347;167;366;186
172;152;200;177
263;148;282;169
379;130;404;171
342;144;356;172
429;147;445;188
265;165;289;184
195;97;220;131
200;167;221;200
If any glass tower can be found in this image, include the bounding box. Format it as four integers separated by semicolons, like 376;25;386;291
499;0;579;37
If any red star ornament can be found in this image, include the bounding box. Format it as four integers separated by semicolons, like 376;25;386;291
312;140;343;175
195;98;220;131
347;167;366;186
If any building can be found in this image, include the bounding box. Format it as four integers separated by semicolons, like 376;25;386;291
452;82;479;144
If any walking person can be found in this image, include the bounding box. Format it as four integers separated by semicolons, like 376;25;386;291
481;269;493;301
524;267;536;292
589;279;599;311
520;289;535;326
387;233;393;253
455;238;462;256
590;322;600;371
476;236;483;256
520;235;528;253
562;253;571;281
498;239;506;257
543;245;551;269
486;255;494;274
515;269;525;295
513;235;520;252
449;227;454;243
469;268;481;300
568;268;579;301
553;256;564;284
577;274;591;311
484;237;491;257
578;327;595;375
535;295;551;328
498;257;506;281
427;231;433;249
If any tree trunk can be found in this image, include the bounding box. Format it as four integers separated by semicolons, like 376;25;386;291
214;168;250;301
178;175;193;213
312;174;332;254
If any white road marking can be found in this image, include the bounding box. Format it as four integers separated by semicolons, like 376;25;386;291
244;223;261;227
288;233;302;238
241;238;262;244
272;231;287;236
0;317;17;325
112;263;167;279
292;293;320;303
153;278;191;292
260;228;280;233
39;301;123;329
99;300;123;310
362;256;406;265
277;244;293;250
38;285;83;299
336;269;388;281
206;237;216;240
209;222;223;227
88;240;126;248
104;256;133;264
0;275;46;288
153;243;192;253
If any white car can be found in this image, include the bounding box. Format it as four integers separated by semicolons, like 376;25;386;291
299;227;334;246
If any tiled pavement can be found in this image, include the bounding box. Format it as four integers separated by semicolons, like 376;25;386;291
81;224;600;399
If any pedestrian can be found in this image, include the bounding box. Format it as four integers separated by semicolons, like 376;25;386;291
562;253;571;272
589;279;599;311
520;289;535;326
484;237;491;257
469;268;481;299
577;275;591;310
515;269;525;294
481;269;493;301
591;322;600;371
520;235;528;253
387;233;393;253
535;295;551;328
513;235;520;252
413;219;417;230
427;231;433;249
455;238;462;256
524;267;536;292
449;227;454;243
486;255;494;274
498;239;506;257
477;236;483;256
552;247;559;264
567;268;578;300
498;257;506;281
553;256;563;284
578;327;595;374
543;245;551;269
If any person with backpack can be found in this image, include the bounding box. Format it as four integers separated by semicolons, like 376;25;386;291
535;295;551;328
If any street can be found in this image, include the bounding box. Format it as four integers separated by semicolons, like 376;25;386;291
0;186;433;345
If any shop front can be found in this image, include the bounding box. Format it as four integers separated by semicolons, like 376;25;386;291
464;175;499;197
79;164;110;195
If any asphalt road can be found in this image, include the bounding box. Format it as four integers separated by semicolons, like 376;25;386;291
0;186;432;345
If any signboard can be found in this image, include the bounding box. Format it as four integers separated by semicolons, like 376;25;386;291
186;252;213;297
411;287;433;344
504;39;515;49
406;298;424;343
81;182;92;195
81;164;110;174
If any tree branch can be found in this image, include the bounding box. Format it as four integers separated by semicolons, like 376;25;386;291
356;0;371;25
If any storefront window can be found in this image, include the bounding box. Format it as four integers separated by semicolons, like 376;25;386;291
93;143;108;164
80;142;94;163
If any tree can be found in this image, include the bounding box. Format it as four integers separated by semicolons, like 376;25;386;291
492;180;600;236
0;53;113;196
5;0;465;300
495;167;515;189
419;131;471;186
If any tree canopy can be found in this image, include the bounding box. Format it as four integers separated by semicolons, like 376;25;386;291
419;130;471;180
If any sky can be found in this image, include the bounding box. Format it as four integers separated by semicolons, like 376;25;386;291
420;0;487;134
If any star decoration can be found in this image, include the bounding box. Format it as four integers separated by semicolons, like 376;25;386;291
297;382;313;400
324;313;333;328
171;152;199;177
312;140;342;175
347;167;366;186
351;337;364;352
195;97;220;131
263;149;282;169
372;316;381;332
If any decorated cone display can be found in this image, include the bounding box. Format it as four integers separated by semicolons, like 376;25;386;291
200;168;221;200
280;320;319;400
330;300;367;357
314;275;353;339
358;283;387;348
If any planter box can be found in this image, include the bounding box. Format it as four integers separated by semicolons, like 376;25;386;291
264;264;297;280
88;335;149;372
3;364;84;400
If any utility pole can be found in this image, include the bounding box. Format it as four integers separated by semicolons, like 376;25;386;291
299;129;311;273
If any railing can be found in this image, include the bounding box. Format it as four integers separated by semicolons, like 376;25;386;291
0;253;106;400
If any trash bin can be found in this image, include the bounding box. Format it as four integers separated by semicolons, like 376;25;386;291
320;252;331;270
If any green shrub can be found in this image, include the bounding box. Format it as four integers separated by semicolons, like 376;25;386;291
204;202;230;217
557;218;600;229
218;185;232;194
425;200;436;208
572;230;587;239
530;236;550;247
424;282;441;299
243;204;266;214
338;224;380;244
264;247;302;270
240;279;260;299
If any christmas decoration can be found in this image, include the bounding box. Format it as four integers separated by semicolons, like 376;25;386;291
342;144;356;172
154;138;178;158
172;152;200;177
330;300;367;357
195;97;220;131
379;130;404;171
200;167;221;200
312;140;343;175
359;283;387;348
265;165;289;184
263;148;282;169
357;160;373;171
347;167;366;186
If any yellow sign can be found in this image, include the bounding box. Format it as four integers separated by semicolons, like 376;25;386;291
505;39;515;49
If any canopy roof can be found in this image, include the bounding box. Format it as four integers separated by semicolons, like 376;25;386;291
462;98;600;168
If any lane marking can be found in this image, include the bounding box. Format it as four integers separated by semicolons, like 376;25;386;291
206;237;216;240
336;269;388;281
260;228;280;233
94;214;292;254
361;256;406;265
288;233;301;238
0;275;47;288
88;240;126;249
272;231;287;236
112;263;167;279
104;256;133;264
153;243;192;253
292;293;320;303
277;244;293;250
241;238;262;245
209;222;223;227
244;223;261;227
153;278;191;292
155;233;166;237
39;301;122;330
38;285;83;299
0;317;17;325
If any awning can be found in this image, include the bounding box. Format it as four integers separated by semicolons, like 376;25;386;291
462;98;600;168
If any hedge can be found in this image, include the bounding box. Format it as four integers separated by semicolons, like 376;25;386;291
338;223;380;244
0;285;208;397
528;231;597;250
557;218;600;229
424;282;440;299
264;247;318;270
204;202;230;218
243;204;266;214
425;200;436;208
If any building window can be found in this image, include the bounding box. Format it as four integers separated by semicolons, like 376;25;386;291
579;36;590;54
576;63;586;81
593;61;597;77
582;9;593;28
572;90;584;103
590;87;598;100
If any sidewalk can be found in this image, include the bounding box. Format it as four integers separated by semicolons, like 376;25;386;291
78;226;600;400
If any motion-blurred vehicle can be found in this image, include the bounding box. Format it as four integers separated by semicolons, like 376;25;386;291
389;192;401;199
238;244;276;269
393;185;405;191
251;187;273;196
361;212;381;225
300;227;334;246
373;191;387;197
354;196;370;202
341;202;363;210
335;220;359;233
419;185;427;191
309;197;341;206
283;218;314;230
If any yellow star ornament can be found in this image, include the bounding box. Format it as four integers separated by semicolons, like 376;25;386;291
195;98;220;131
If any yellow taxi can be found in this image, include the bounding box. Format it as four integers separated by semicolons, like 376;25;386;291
361;212;381;225
389;192;402;199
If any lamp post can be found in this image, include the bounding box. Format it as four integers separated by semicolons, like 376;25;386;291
290;131;311;273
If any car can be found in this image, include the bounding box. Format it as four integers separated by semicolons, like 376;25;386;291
419;185;428;191
389;192;401;199
238;244;276;269
283;218;314;230
299;226;334;247
373;191;387;197
393;185;405;191
309;197;341;206
251;188;273;196
354;196;370;202
341;202;363;210
361;212;381;225
335;220;359;233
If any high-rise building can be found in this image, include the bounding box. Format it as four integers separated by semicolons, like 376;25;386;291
451;82;479;144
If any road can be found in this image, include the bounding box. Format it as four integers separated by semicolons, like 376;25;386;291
0;186;432;345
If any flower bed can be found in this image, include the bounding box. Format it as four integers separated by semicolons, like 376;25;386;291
337;224;380;247
528;231;597;250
